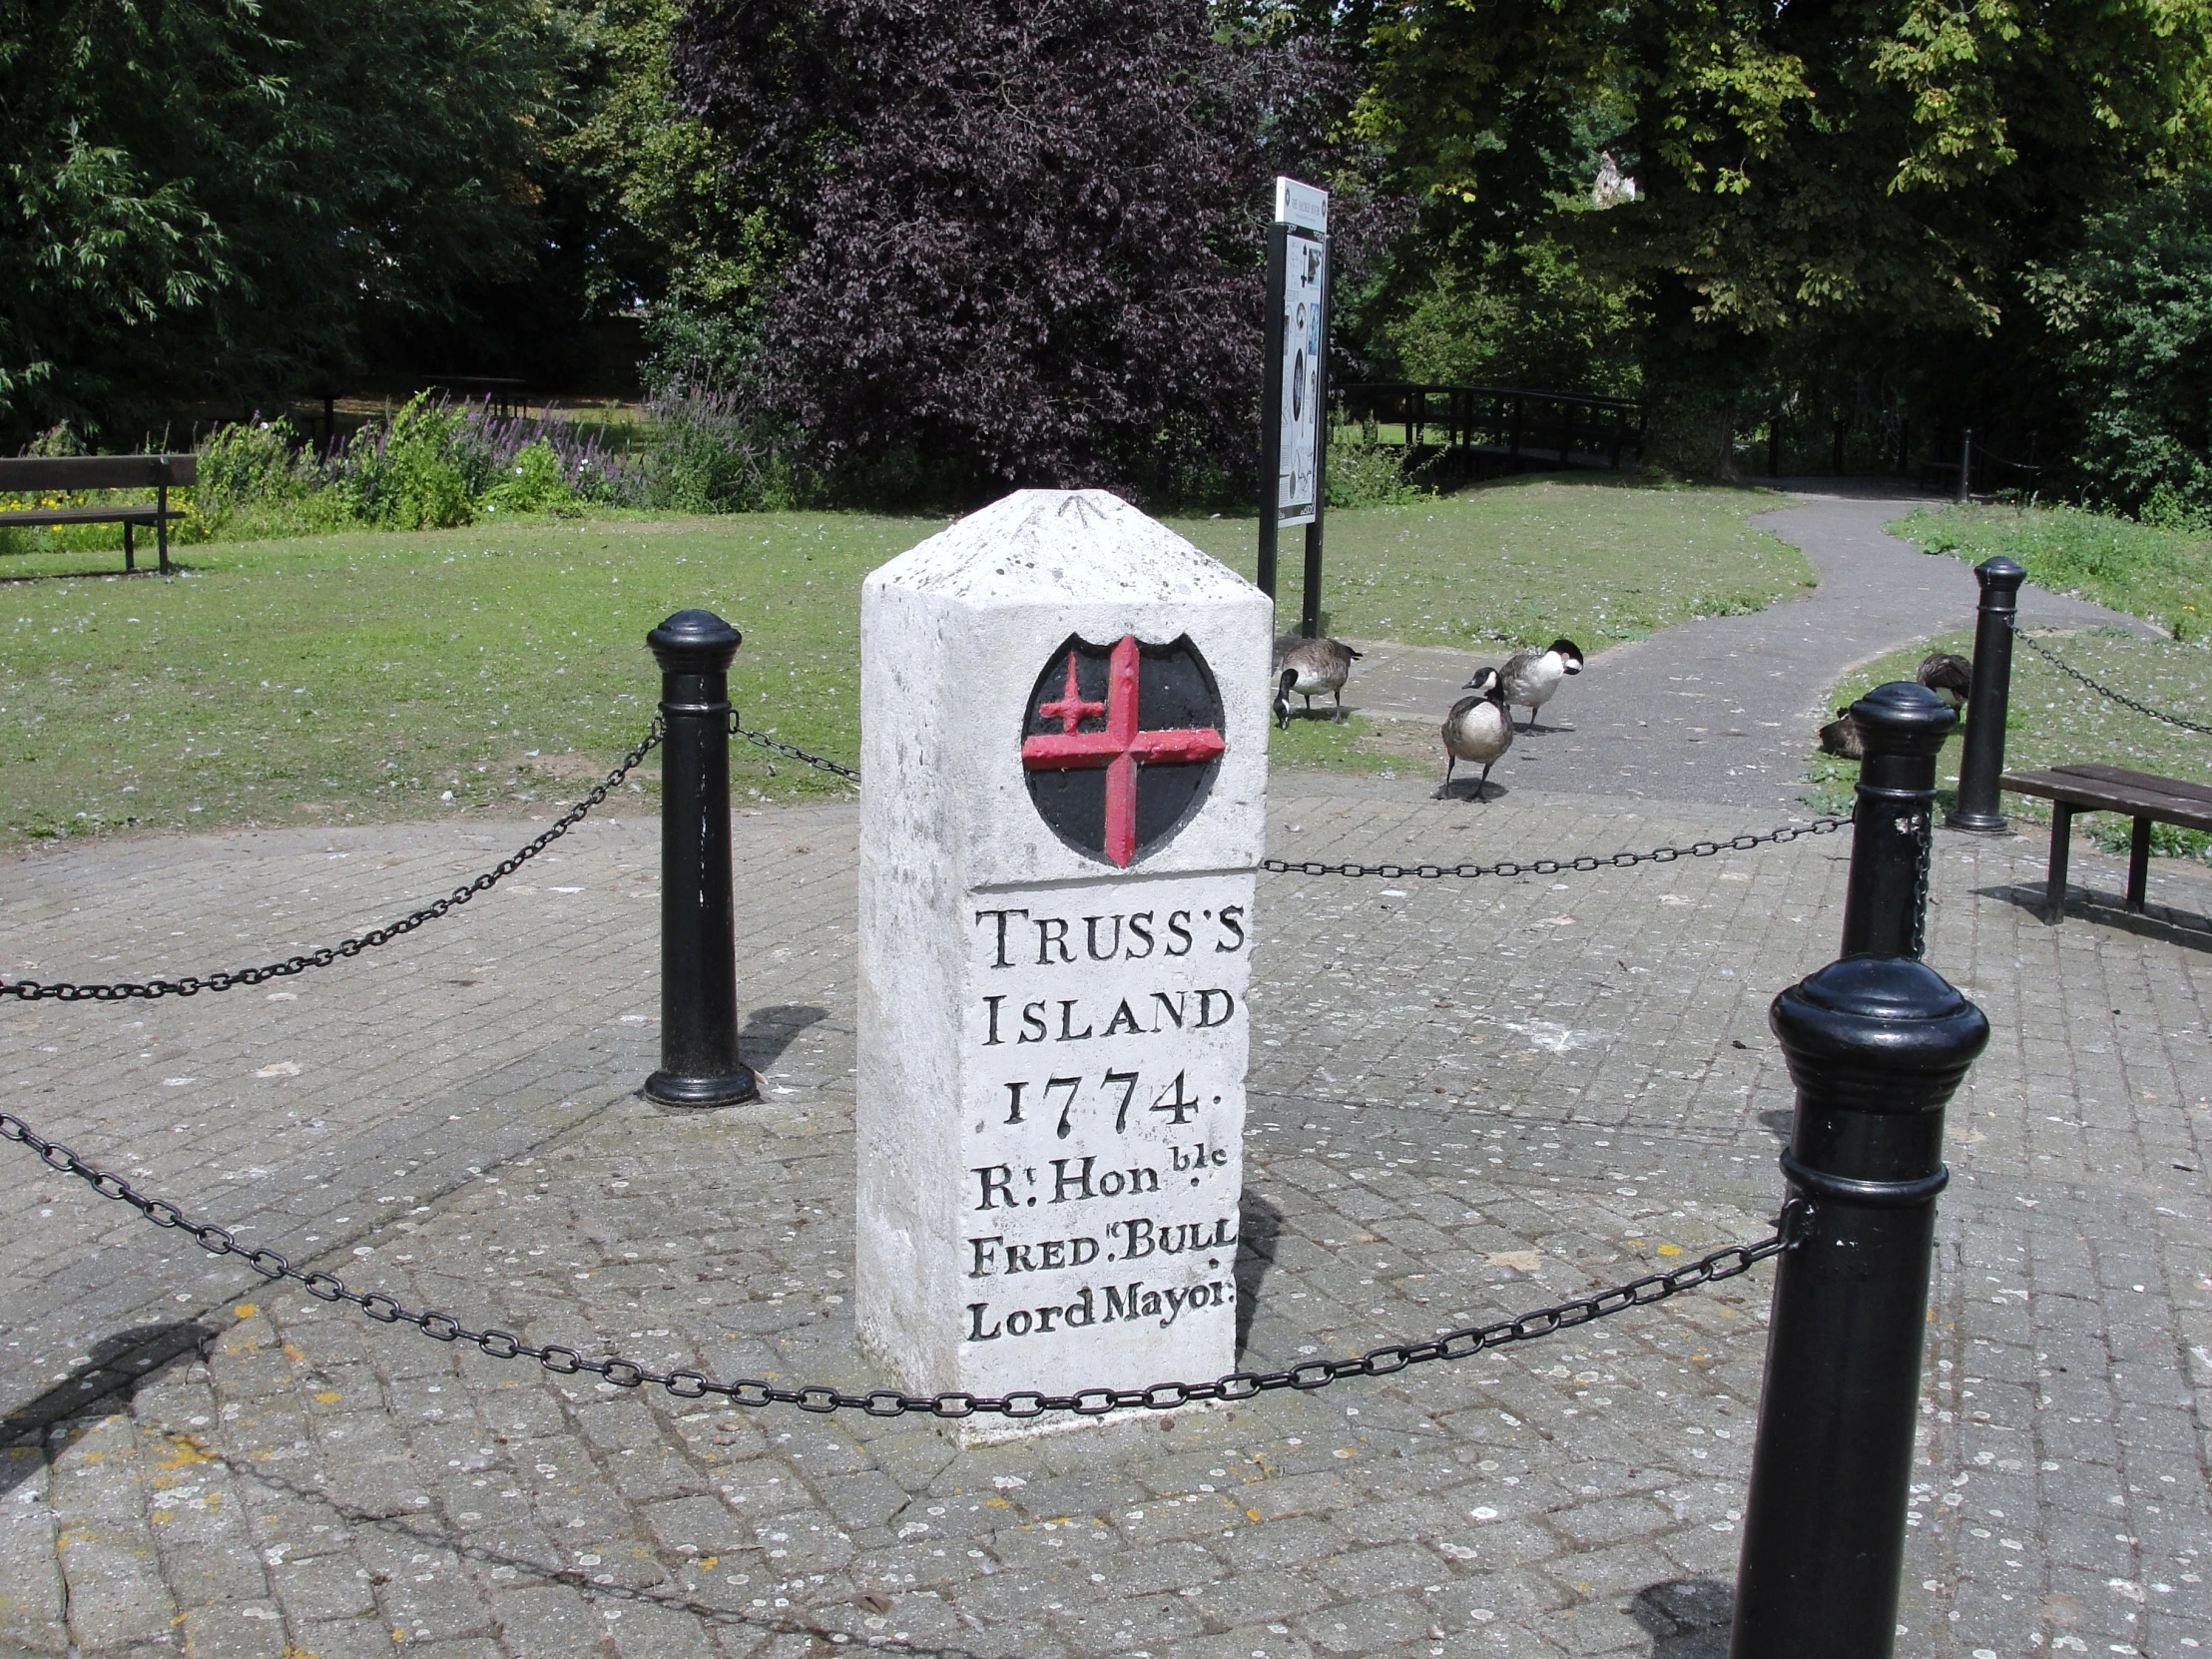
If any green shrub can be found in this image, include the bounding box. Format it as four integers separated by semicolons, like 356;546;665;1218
196;419;314;509
335;395;484;529
1327;427;1427;508
481;438;578;515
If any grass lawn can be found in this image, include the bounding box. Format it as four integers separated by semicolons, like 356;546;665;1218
1173;474;1813;649
0;478;1811;847
1811;627;2212;859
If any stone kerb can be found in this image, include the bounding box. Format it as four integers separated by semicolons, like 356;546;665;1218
856;489;1272;1400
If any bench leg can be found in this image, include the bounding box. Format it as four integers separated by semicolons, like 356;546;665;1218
157;485;170;574
2046;805;2072;924
2127;816;2152;912
123;520;135;573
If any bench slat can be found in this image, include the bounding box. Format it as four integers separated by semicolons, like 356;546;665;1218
2002;769;2212;832
0;454;197;490
2052;762;2212;807
0;506;176;527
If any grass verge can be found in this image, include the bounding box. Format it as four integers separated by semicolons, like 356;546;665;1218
1891;501;2212;640
1;479;1814;847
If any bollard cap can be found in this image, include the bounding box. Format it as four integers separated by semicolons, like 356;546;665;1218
649;609;742;674
1770;955;1989;1115
1973;554;2027;596
1850;680;1956;761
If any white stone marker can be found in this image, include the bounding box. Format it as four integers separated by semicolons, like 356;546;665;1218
857;489;1271;1399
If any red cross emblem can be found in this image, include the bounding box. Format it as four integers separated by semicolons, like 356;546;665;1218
1020;634;1226;867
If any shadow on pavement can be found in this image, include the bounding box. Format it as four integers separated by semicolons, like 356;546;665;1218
1975;880;2212;948
1234;1191;1284;1360
740;1003;830;1071
1632;1577;1735;1657
0;1320;215;1491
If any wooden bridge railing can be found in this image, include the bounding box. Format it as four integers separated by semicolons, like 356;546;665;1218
1337;382;1645;472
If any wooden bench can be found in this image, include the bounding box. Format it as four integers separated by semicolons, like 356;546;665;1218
0;454;196;574
2001;764;2212;922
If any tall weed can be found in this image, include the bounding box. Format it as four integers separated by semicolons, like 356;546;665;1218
639;381;803;512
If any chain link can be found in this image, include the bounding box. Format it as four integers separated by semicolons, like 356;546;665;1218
730;716;860;784
0;722;665;1003
2007;618;2212;735
0;1106;1804;1420
1261;816;1851;881
1912;805;1935;960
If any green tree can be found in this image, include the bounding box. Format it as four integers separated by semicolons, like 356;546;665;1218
1;0;563;444
541;0;783;386
1361;0;2212;472
2031;171;2212;519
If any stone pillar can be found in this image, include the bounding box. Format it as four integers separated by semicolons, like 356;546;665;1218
857;490;1272;1400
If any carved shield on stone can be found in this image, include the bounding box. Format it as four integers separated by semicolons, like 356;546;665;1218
1019;634;1227;868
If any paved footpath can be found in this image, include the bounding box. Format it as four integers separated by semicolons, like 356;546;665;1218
1;766;2207;1659
1346;484;2156;812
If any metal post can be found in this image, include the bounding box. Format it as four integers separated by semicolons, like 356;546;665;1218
644;609;759;1108
1839;682;1956;960
1945;556;2025;831
1730;955;1989;1659
1256;223;1289;601
1955;427;1972;503
1733;676;1989;1658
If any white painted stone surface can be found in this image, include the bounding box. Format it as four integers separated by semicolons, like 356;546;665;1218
856;489;1271;1398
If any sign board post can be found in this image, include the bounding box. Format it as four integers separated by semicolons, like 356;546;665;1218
856;490;1272;1403
1256;176;1331;638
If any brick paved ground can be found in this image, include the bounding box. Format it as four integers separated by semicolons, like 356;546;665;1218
0;771;2207;1659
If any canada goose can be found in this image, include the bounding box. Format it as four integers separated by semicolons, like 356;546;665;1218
1273;636;1364;727
1818;706;1864;761
1498;638;1585;731
1917;651;1972;709
1441;667;1513;800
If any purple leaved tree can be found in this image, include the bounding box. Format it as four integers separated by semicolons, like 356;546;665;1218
673;0;1357;498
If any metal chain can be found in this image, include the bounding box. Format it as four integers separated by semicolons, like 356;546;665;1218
1261;816;1851;881
730;715;860;784
0;1106;1805;1420
1911;805;1934;961
0;722;665;1003
2007;618;2212;735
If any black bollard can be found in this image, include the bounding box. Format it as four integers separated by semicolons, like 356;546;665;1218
1839;683;1956;960
1729;955;1988;1659
1945;556;2026;832
1730;684;1990;1659
643;610;759;1108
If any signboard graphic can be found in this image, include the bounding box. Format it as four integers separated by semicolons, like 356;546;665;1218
1278;235;1327;529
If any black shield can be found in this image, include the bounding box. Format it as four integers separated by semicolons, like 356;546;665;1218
1020;633;1226;867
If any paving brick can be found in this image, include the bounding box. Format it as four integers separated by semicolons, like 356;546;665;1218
1;777;2208;1658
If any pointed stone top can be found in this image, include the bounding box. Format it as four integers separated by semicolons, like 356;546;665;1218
867;489;1257;606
